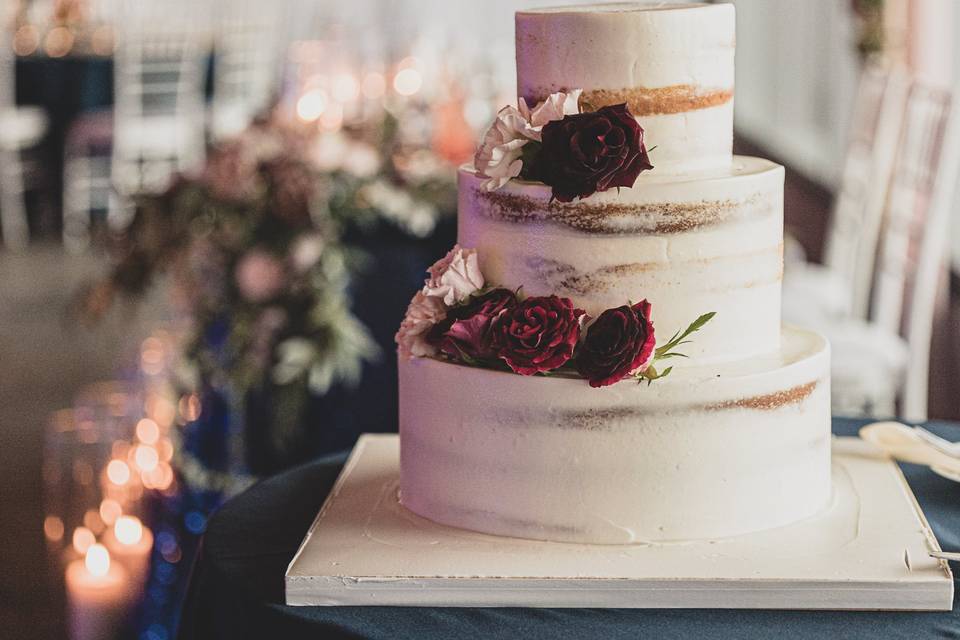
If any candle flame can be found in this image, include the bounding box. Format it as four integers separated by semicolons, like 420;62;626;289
114;516;144;546
85;544;110;577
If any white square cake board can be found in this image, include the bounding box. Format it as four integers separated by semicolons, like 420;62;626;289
285;435;954;610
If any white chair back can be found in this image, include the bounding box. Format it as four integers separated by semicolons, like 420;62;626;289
210;0;281;140
0;23;32;249
871;84;960;421
823;65;910;319
0;18;13;112
110;2;210;205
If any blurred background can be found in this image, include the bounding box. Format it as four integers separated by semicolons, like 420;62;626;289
0;0;958;638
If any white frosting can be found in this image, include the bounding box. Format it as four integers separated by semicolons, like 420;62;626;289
458;157;785;364
516;3;735;174
399;326;832;544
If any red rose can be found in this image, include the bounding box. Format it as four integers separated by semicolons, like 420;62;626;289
435;288;517;362
492;295;585;375
575;300;656;388
530;103;653;202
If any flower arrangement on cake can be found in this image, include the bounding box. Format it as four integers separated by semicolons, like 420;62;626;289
398;91;713;387
473;89;653;201
397;246;714;388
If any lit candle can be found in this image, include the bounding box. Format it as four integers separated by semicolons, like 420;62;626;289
65;544;130;640
103;516;153;588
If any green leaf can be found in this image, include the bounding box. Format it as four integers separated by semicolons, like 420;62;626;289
654;312;716;359
634;364;674;385
655;352;688;360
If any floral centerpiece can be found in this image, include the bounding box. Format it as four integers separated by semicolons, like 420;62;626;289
81;117;376;475
80;110;458;483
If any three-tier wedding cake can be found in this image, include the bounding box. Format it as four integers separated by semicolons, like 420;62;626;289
395;2;832;545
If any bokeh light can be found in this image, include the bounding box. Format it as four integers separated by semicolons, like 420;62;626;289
72;526;95;555
44;516;64;543
114;516;144;546
296;89;327;121
393;68;422;97
136;418;160;445
85;544;110;577
106;459;131;486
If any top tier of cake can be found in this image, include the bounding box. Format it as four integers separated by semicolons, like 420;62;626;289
516;2;735;174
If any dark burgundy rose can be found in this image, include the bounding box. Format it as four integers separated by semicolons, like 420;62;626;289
529;103;653;202
435;288;517;361
492;295;585;375
575;300;656;388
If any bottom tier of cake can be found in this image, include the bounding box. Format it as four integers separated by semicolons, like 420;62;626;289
398;326;832;544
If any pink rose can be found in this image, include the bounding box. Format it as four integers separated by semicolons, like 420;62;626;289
396;291;447;360
234;250;287;303
423;245;484;306
492;295;585;375
575;300;656;387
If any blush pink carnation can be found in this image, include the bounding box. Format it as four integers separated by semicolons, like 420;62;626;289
234;250;287;303
396;291;447;360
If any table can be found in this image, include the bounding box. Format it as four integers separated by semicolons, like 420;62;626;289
177;418;960;640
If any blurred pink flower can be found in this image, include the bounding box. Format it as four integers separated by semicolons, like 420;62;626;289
203;141;260;202
396;291;447;360
235;250;287;303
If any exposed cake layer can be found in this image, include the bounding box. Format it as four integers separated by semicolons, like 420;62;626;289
458;157;785;364
516;3;735;174
399;326;832;544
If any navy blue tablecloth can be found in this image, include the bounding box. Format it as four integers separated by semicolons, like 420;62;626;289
177;418;959;639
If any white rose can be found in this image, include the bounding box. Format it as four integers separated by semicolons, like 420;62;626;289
473;91;582;190
473;105;531;191
395;291;447;360
518;89;582;141
423;246;484;306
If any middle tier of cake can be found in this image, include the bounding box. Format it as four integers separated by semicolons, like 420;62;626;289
458;156;785;365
